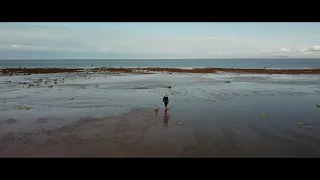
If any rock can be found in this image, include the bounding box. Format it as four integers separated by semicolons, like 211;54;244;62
48;85;53;88
16;105;30;110
167;86;172;89
44;81;48;84
54;82;57;84
89;106;92;108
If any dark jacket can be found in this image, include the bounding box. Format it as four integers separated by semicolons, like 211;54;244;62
163;96;169;103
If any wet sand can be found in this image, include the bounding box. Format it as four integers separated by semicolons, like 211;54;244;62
1;102;320;157
1;71;320;157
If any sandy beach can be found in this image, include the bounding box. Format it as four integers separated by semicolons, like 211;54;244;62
1;69;320;157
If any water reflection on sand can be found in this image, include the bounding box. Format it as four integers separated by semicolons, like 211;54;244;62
1;72;320;157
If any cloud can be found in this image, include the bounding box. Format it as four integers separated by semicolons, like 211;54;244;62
261;46;320;57
0;44;113;53
280;48;291;52
11;44;32;48
298;45;320;53
259;48;291;55
298;48;312;54
308;45;320;51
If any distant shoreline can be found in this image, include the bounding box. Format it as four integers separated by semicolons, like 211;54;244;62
2;67;320;76
1;58;320;60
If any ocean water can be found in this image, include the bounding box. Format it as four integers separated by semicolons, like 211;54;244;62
1;59;320;69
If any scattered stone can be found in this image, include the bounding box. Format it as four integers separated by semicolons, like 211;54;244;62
44;81;48;84
36;79;43;83
317;104;320;108
69;98;74;100
179;122;184;126
15;105;30;110
48;85;53;88
169;72;172;74
167;86;172;89
54;82;57;84
89;106;92;108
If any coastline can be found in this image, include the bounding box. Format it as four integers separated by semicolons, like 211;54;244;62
2;67;320;76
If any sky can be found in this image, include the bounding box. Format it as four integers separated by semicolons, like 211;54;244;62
0;22;320;59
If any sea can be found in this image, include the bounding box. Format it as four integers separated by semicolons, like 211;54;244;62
0;59;320;69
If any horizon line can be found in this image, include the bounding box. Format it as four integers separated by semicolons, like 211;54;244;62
1;58;320;60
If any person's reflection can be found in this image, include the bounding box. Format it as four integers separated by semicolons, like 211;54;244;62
163;111;169;128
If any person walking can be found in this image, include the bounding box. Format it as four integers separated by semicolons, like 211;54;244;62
163;94;169;110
